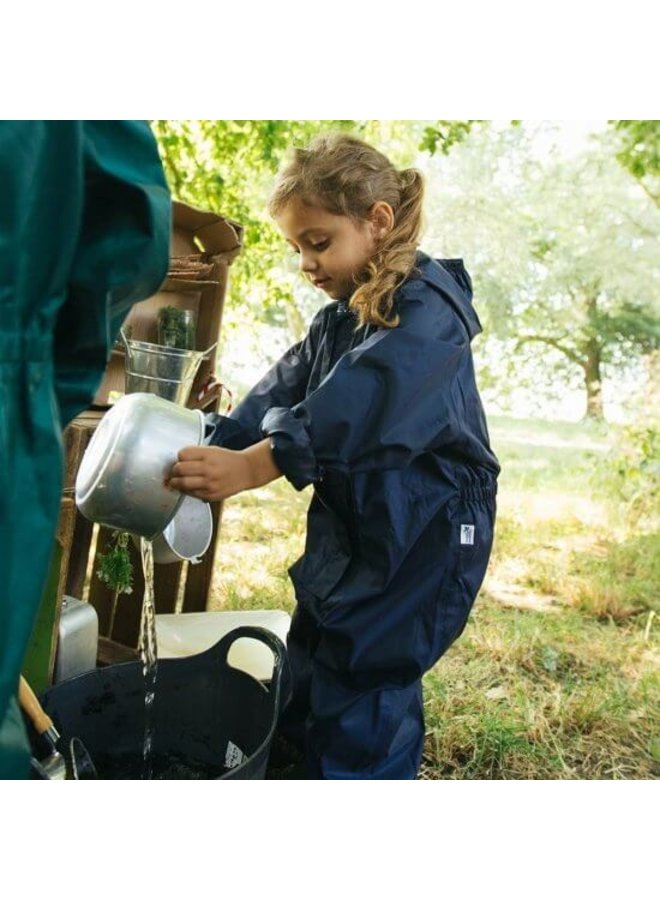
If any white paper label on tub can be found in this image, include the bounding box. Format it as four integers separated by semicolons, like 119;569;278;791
460;525;475;545
225;740;246;769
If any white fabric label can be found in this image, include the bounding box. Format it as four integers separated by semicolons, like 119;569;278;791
225;740;246;769
460;524;475;545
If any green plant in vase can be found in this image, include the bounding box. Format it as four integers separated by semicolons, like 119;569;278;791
157;305;196;350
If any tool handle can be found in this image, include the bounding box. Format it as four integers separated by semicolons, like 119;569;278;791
18;676;55;736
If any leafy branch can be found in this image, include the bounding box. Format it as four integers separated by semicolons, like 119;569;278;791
97;530;134;596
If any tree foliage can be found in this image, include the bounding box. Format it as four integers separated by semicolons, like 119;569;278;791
610;120;660;207
420;120;481;155
423;122;660;420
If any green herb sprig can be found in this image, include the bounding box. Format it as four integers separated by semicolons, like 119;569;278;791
97;530;134;595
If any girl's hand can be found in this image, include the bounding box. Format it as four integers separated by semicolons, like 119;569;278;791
167;446;252;502
166;439;282;502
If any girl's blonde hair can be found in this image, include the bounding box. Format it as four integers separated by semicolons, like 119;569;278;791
268;132;424;328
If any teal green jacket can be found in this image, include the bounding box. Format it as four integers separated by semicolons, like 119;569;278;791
0;121;170;778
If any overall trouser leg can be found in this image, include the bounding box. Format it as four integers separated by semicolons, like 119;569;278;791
277;603;319;752
307;665;425;779
279;603;426;779
280;489;496;779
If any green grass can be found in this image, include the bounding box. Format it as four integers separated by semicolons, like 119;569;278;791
209;415;660;779
421;603;658;779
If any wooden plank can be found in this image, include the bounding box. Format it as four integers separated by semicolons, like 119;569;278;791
87;527;123;639
55;498;78;596
22;497;77;690
162;277;217;292
50;498;77;684
154;561;183;615
191;279;225;398
63;422;89;489
108;537;145;648
22;542;63;693
63;414;99;602
65;513;94;601
69;409;104;430
97;637;139;666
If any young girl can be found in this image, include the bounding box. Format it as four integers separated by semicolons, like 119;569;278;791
167;133;500;779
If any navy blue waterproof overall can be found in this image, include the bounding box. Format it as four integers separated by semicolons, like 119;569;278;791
210;252;500;779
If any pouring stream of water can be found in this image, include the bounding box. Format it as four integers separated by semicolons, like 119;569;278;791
139;538;158;780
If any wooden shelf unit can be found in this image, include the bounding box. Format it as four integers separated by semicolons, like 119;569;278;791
50;201;243;672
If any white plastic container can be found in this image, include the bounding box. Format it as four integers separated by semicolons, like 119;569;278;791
155;610;291;681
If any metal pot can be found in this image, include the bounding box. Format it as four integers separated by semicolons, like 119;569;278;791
146;495;213;565
75;392;205;539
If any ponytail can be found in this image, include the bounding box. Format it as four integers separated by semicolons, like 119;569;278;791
350;167;424;328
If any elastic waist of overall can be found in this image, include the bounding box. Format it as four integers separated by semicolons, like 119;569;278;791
457;474;498;502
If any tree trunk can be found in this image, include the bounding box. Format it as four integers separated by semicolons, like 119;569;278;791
643;349;660;422
583;339;604;420
286;297;307;344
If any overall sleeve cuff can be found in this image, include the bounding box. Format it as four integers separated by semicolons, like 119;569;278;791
204;413;257;450
260;407;320;491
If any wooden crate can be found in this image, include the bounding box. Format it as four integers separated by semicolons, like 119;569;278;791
58;200;243;667
93;201;242;407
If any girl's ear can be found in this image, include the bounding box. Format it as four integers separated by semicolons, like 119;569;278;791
369;201;395;240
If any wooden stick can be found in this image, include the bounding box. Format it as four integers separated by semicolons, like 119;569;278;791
18;675;54;736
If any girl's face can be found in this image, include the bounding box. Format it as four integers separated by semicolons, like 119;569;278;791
275;195;380;300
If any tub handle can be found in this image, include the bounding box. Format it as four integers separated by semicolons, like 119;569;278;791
211;626;290;715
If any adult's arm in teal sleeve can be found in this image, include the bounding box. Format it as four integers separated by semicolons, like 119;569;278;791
54;120;171;427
